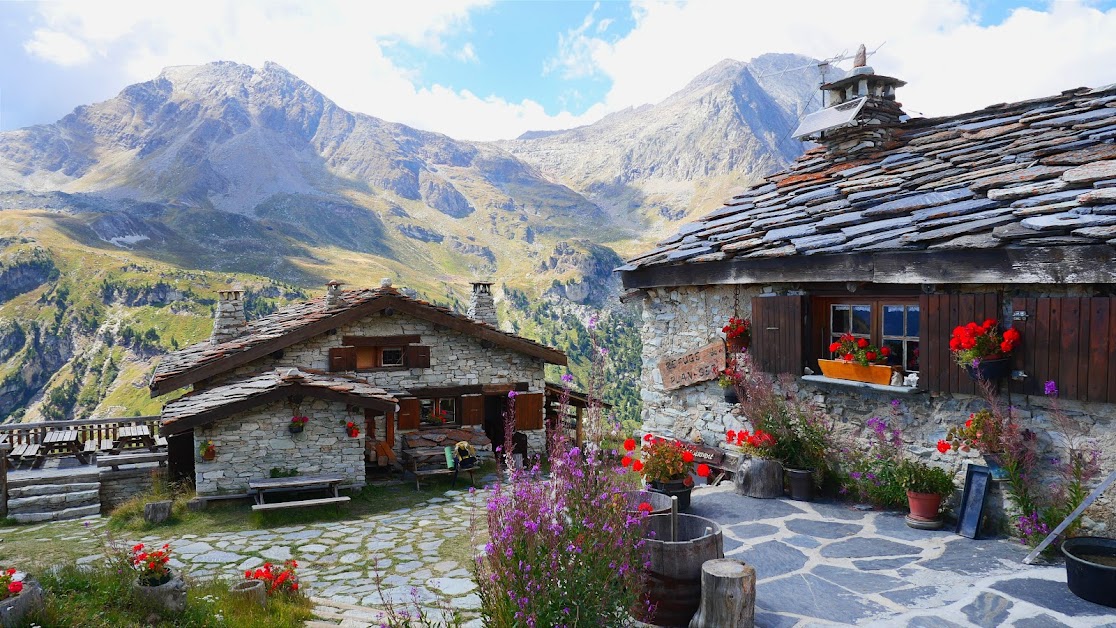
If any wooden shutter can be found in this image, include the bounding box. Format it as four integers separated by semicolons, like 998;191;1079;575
328;347;356;372
1008;296;1116;402
397;398;420;430
513;392;544;430
918;293;999;395
460;394;484;426
403;345;431;368
751;295;805;375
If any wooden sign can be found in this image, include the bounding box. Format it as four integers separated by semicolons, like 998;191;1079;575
659;435;726;465
658;342;726;391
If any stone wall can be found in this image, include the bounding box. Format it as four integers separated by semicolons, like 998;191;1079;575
100;466;166;510
636;284;1116;527
195;398;364;496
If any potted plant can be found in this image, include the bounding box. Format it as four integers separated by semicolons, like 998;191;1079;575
726;428;783;499
245;560;301;596
896;458;955;525
131;543;186;613
949;319;1020;381
289;415;309;434
717;358;744;404
198;440;216;461
0;568;42;627
722;316;751;353
818;333;895;385
345;421;360;438
940;409;1008;479
622;435;710;511
759;404;832;502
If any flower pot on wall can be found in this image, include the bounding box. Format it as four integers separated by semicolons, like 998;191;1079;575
964;358;1011;382
785;468;814;502
726;336;749;354
906;491;943;521
723;387;739;404
201;450;215;462
817;359;895;385
288;424;304;435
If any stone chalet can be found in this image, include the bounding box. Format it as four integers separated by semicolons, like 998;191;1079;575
149;280;566;496
618;60;1116;522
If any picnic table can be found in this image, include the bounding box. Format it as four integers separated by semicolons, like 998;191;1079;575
401;446;476;490
247;474;350;511
113;425;158;453
42;429;89;464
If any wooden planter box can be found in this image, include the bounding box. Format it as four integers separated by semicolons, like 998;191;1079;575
817;359;894;385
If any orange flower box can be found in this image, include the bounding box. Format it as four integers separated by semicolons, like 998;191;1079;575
817;359;895;385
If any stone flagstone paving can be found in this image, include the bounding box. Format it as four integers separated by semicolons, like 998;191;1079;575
16;481;1116;626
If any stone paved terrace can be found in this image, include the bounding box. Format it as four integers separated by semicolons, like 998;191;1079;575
8;480;1116;627
690;485;1116;628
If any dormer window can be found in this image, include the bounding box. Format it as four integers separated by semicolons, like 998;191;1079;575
329;335;431;372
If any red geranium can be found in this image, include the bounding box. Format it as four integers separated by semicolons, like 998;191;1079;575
950;319;1019;367
682;451;694;463
131;543;173;586
623;438;636;452
638;502;653;513
246;559;301;596
722;316;751;340
936;439;951;454
829;333;888;366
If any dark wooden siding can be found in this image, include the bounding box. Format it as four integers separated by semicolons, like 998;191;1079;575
918;293;1000;395
397;398;420;430
460;394;484;426
328;347;356;371
751;295;805;376
1009;296;1116;402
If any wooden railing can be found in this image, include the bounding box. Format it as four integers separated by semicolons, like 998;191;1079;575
0;416;161;447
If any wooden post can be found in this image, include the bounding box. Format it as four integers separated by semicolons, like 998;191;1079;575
689;558;756;628
0;441;8;519
670;496;679;542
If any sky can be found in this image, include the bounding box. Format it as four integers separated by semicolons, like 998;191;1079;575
2;0;1116;141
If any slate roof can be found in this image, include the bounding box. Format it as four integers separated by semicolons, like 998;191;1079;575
160;368;396;432
150;286;566;395
622;84;1116;271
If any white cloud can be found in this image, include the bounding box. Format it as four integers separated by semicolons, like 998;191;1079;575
552;0;1116;121
455;42;479;63
18;0;1116;141
23;29;92;66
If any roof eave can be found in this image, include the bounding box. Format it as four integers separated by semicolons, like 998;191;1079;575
619;246;1116;290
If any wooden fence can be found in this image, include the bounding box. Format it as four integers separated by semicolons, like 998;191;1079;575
0;416;161;447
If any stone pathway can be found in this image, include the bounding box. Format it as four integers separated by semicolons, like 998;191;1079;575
691;484;1116;627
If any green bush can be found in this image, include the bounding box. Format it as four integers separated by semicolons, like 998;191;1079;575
896;458;955;497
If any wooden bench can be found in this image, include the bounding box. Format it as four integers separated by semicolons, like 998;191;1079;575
401;446;475;491
247;475;349;511
9;444;43;469
96;451;168;471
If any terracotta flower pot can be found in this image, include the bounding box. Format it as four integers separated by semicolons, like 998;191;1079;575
906;490;943;521
817;359;895;385
201;450;215;461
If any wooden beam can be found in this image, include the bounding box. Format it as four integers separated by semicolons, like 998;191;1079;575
620;245;1116;289
342;335;421;346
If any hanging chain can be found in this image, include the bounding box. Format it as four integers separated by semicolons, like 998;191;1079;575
733;285;741;317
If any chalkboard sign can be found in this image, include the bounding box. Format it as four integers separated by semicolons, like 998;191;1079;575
956;464;992;539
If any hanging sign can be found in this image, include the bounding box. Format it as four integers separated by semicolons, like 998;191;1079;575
657;341;726;391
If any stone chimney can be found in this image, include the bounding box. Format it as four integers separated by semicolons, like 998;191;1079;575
468;281;498;326
325;280;346;309
792;44;906;157
211;287;247;344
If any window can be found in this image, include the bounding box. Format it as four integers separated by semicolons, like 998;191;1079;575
419;397;458;426
817;298;920;372
380;347;404;367
353;346;407;369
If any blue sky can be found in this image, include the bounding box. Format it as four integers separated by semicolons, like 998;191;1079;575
3;1;1116;140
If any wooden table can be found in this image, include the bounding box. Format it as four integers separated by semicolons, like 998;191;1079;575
401;446;475;490
43;429;88;464
113;425;157;453
247;475;350;511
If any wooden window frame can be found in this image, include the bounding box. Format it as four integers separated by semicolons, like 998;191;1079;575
417;396;462;428
811;296;921;372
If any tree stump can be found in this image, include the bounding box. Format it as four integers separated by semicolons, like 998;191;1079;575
733;457;783;499
689;558;756;628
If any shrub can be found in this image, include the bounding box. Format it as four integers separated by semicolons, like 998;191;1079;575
838;407;908;509
895;459;955;497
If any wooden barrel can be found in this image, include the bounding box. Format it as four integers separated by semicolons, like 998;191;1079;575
624;490;673;516
636;513;724;627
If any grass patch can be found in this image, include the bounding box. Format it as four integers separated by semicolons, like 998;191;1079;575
28;563;312;628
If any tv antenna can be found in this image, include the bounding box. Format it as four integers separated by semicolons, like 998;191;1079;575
755;42;886;108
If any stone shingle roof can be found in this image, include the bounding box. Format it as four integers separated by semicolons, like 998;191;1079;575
623;83;1116;270
160;368;396;432
150;286;566;395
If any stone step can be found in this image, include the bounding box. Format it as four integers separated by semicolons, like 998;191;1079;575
9;503;100;523
8;472;100;489
8;489;101;514
8;482;100;498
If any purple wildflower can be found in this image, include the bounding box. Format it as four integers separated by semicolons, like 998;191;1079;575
1044;380;1058;397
